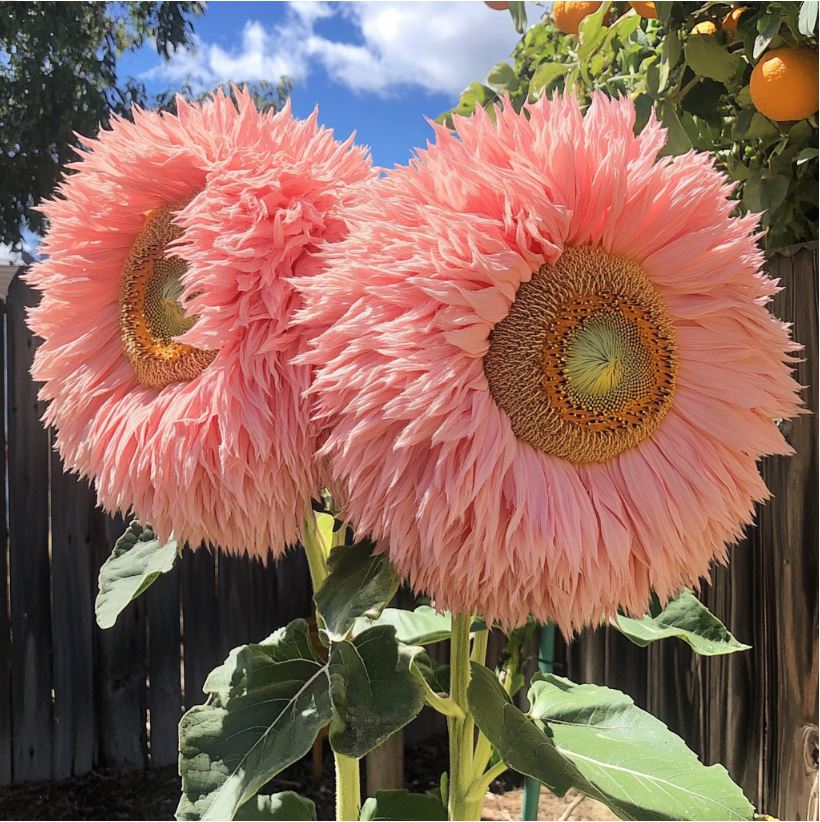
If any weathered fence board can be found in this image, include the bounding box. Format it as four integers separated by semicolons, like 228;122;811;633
180;547;220;709
7;276;53;782
92;511;148;770
50;446;97;779
146;567;182;767
0;302;10;786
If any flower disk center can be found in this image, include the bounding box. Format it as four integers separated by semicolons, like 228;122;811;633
484;246;677;463
119;202;217;390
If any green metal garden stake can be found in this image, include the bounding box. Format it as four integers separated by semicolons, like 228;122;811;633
521;623;555;821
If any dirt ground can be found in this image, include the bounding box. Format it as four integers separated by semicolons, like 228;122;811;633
0;737;616;821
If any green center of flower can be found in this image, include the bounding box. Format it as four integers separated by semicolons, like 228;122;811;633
564;311;655;414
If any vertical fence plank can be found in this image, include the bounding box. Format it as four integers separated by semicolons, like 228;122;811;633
217;552;255;658
757;250;818;820
181;547;219;708
50;460;96;779
272;547;312;627
6;276;53;782
146;566;182;767
0;297;10;785
91;512;148;769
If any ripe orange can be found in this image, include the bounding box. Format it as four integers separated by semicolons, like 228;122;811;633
553;1;602;35
722;6;749;32
630;1;657;18
484;1;510;9
750;47;819;122
691;21;718;35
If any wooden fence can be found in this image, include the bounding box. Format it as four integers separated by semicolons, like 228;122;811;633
0;251;816;819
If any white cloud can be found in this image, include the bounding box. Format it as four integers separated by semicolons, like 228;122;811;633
146;1;541;97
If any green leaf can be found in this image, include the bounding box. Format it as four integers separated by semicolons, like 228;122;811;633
658;101;692;155
654;1;674;24
508;1;527;34
95;519;178;630
176;621;332;821
529;62;569;97
578;2;611;66
235;792;316;821
360;790;447;821
611;590;751;655
352;606;453;646
796;147;819;165
799;1;818;36
753;13;781;59
487;61;518;93
527;675;755;821
315;540;398;643
745;112;779;140
468;663;581;799
328;626;425;758
684;34;744;84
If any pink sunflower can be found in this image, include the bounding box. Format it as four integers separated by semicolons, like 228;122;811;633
27;89;372;556
297;94;801;631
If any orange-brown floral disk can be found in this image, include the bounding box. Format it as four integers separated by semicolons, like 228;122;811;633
119;202;217;390
484;245;677;463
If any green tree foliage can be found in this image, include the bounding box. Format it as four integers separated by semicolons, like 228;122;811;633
440;1;818;251
0;1;204;246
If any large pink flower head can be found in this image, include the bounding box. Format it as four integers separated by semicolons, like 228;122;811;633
27;89;372;556
297;94;801;631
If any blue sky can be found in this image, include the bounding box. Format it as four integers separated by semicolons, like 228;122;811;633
118;1;540;168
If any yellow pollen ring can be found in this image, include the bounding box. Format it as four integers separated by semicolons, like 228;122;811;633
119;201;217;390
484;246;677;464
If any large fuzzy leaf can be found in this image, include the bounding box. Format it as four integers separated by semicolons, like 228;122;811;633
328;626;425;758
611;590;750;655
314;540;398;643
95;519;178;629
469;663;754;821
176;621;332;821
527;675;755;821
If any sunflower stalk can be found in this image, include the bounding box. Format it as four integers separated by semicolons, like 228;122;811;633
302;510;361;822
447;613;477;821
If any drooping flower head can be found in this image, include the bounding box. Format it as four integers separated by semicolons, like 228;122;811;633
27;89;372;556
297;94;801;631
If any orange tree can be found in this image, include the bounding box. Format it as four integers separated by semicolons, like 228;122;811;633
441;1;818;251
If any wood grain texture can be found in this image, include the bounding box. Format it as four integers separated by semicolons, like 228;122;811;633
91;512;148;770
181;547;219;708
50;460;96;779
6;277;53;781
0;299;10;786
146;565;182;767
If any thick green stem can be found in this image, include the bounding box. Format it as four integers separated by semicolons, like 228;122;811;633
335;753;361;821
469;627;493;781
448;614;475;820
302;511;329;589
302;510;360;822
